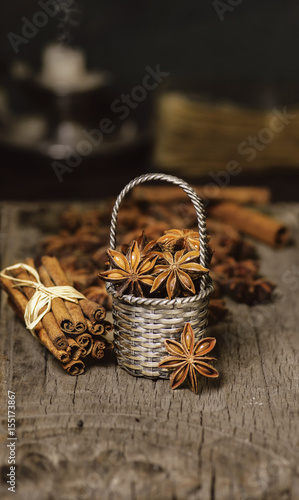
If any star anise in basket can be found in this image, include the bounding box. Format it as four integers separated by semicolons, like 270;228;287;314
158;323;219;393
98;240;157;296
151;250;208;299
121;231;160;261
157;228;201;252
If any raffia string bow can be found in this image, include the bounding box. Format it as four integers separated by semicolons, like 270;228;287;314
0;263;85;333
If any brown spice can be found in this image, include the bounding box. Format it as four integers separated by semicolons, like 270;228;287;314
67;338;83;360
209;202;290;248
91;340;106;359
79;299;106;323
61;359;85;375
76;333;93;357
10;261;69;351
151;250;208;299
1;281;70;364
99;242;157;297
41;256;87;333
38;264;75;334
158;323;219;393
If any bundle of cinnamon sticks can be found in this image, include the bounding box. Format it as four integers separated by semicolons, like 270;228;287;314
0;256;113;375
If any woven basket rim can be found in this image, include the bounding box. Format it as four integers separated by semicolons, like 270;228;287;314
107;279;213;307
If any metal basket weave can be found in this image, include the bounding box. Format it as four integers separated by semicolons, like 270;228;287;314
107;173;213;379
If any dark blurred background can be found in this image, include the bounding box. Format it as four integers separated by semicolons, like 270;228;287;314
1;0;299;200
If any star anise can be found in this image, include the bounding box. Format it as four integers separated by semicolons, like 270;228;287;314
121;231;160;261
212;258;259;280
157;228;201;252
151;250;208;299
98;241;157;296
158;323;219;393
222;277;275;304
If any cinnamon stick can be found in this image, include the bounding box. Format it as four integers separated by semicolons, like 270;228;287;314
10;263;69;351
76;333;93;357
102;321;113;336
67;338;83;360
91;340;105;360
61;359;85;376
132;185;271;205
38;265;75;334
41;256;87;333
86;319;105;335
79;299;106;323
209;202;290;247
1;277;70;363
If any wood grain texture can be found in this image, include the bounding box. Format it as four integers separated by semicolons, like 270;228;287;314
0;202;299;500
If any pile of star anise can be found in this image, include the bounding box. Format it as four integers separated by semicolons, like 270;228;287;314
98;230;209;299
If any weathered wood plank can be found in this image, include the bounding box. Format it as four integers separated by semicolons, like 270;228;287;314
0;201;299;500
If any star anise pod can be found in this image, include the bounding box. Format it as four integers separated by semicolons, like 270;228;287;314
121;231;160;261
222;277;275;304
158;323;219;393
157;229;201;252
248;278;276;303
212;258;259;280
121;222;169;247
98;241;157;296
151;250;208;299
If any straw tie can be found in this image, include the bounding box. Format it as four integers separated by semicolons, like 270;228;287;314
0;263;85;333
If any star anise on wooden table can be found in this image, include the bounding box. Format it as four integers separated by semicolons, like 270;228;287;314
158;323;219;393
98;241;157;296
212;258;259;280
222;277;275;304
151;250;208;299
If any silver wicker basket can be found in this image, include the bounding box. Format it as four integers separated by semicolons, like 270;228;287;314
107;173;213;379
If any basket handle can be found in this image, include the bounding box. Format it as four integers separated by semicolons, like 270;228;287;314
109;173;209;271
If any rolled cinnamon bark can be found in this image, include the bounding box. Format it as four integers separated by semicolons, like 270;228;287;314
61;359;85;375
38;328;70;363
76;333;93;357
102;321;113;336
104;341;114;350
67;338;83;360
132;185;271;205
91;340;105;360
38;265;75;334
10;263;69;351
1;278;70;363
79;299;106;323
41;256;87;333
86;319;105;335
209;202;290;248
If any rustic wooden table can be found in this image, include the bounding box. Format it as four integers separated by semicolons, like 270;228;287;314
0;201;299;500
